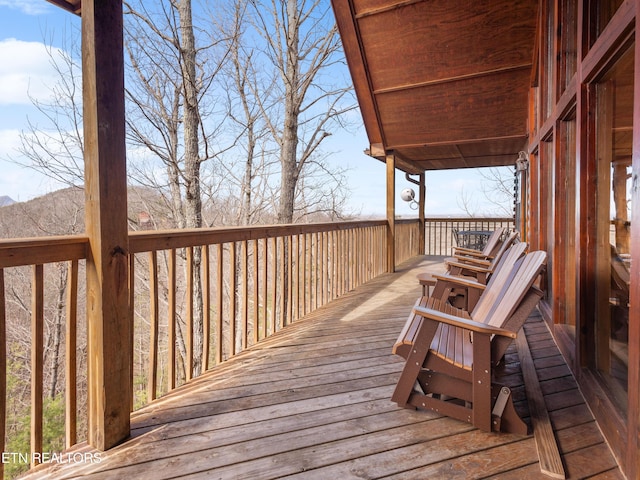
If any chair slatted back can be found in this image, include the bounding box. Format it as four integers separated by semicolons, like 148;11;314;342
471;242;528;323
487;231;519;268
484;251;547;330
481;227;506;256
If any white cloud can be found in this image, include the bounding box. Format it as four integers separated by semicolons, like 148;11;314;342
0;1;51;16
0;38;62;105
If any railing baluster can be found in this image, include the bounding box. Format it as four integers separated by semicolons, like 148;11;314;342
270;237;277;335
65;260;78;449
129;254;135;407
241;240;248;350
301;235;305;319
186;247;194;381
286;236;293;326
0;269;5;480
202;245;210;371
293;235;299;322
252;239;259;344
215;244;223;363
168;249;176;389
311;234;317;311
31;264;43;467
331;230;337;300
148;251;158;402
261;238;267;340
278;237;285;329
229;241;237;356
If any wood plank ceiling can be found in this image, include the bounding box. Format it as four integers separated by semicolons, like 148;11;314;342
332;0;538;173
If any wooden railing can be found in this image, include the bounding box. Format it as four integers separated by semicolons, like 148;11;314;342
127;221;388;401
424;217;515;256
0;220;392;478
0;216;511;478
0;236;88;477
395;219;422;265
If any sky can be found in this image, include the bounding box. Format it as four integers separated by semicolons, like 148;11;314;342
0;1;513;219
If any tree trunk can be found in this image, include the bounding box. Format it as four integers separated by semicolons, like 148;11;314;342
179;0;204;377
48;262;68;398
277;0;301;225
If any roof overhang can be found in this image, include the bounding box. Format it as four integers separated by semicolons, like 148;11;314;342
46;0;81;15
331;0;538;173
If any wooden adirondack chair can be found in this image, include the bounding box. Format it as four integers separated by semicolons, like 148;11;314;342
392;250;547;434
417;229;516;300
446;231;519;282
434;239;526;310
402;242;529;357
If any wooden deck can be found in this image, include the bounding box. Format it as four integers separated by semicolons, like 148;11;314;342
23;257;623;479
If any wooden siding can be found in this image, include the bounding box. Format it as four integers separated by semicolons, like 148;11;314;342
22;257;623;480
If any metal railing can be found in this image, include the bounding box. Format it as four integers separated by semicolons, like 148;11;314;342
424;217;515;256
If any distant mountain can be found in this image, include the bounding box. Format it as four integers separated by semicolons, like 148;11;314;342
0;196;15;207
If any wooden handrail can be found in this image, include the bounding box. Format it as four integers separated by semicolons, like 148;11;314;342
0;236;89;268
127;220;386;253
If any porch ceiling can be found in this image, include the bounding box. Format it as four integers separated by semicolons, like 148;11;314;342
332;0;538;174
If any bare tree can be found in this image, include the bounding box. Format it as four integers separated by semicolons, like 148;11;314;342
457;167;516;217
124;0;237;377
220;0;277;226
249;0;357;224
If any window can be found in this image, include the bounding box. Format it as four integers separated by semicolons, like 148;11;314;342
592;45;633;415
585;0;625;52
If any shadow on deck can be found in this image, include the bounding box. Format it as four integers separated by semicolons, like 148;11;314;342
23;256;623;479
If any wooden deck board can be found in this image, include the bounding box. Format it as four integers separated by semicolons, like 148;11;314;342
21;256;624;480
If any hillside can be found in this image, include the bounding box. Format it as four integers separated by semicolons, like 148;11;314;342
0;186;175;238
0;195;15;207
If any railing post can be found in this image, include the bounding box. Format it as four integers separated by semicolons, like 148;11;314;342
386;152;396;272
82;0;131;450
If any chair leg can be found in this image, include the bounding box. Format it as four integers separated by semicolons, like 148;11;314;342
471;332;492;432
391;320;439;407
491;385;528;434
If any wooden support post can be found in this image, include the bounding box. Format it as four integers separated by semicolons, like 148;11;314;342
386;152;396;272
419;173;426;255
82;0;131;450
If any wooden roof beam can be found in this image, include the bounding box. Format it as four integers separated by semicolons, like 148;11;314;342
372;63;533;96
365;144;424;174
46;0;82;15
386;134;528;150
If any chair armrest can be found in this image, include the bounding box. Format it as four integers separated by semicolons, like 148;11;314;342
432;273;487;291
412;305;517;338
451;255;492;267
453;247;483;255
446;259;492;274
